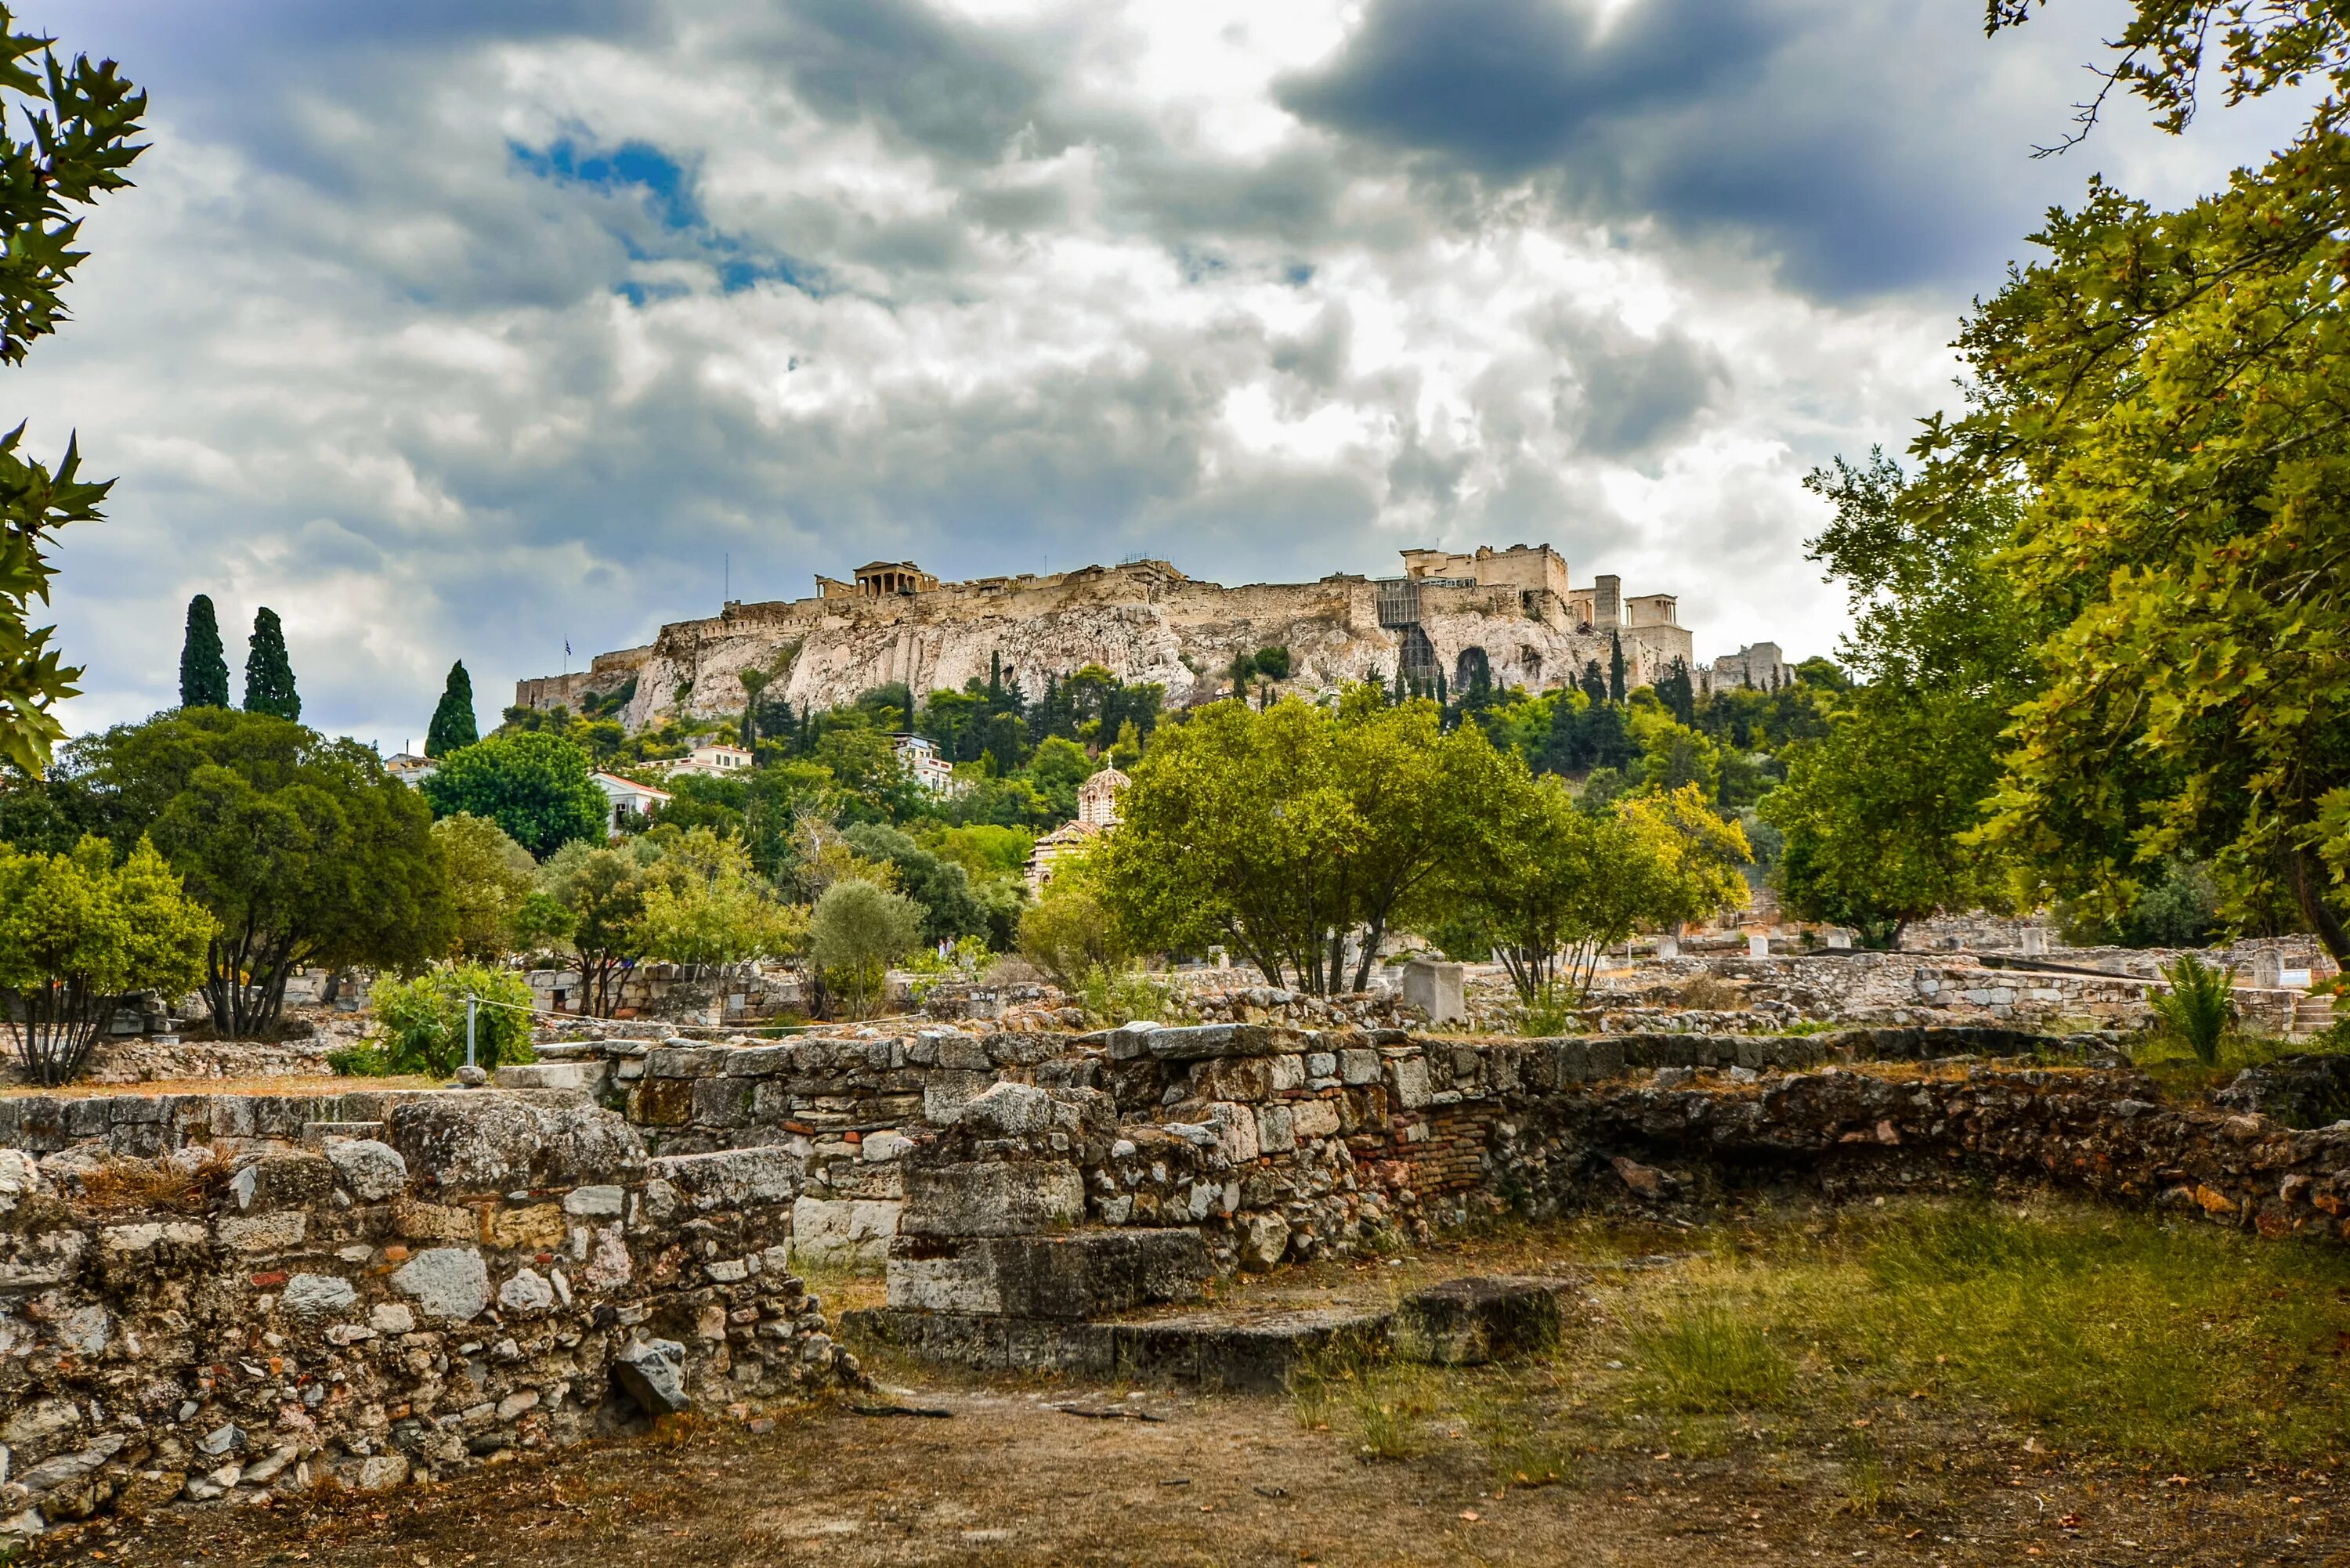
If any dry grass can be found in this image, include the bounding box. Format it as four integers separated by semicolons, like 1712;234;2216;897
1282;1197;2350;1493
74;1150;234;1215
1676;974;1748;1010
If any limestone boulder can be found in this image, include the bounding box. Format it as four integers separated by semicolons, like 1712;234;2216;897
324;1139;407;1202
385;1097;644;1197
390;1248;490;1322
229;1151;335;1212
613;1338;691;1415
280;1273;360;1319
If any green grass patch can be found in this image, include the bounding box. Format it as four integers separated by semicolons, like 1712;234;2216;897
1593;1200;2350;1469
1625;1302;1793;1411
2129;1024;2345;1104
1280;1198;2350;1497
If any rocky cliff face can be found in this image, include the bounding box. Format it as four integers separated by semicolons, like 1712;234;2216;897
562;562;1688;732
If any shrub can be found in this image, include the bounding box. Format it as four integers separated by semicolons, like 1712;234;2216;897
808;879;922;1020
1676;974;1746;1011
1075;966;1195;1028
369;962;536;1077
2148;951;2236;1065
325;1042;395;1078
1515;983;1580;1037
1018;876;1130;989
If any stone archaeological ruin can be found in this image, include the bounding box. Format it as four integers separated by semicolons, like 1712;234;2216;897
2;932;2345;1542
514;544;1727;728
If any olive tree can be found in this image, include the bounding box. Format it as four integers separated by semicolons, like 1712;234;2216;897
808;878;920;1020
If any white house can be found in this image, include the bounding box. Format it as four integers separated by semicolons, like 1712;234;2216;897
592;771;671;830
383;752;437;788
661;742;755;780
892;733;964;797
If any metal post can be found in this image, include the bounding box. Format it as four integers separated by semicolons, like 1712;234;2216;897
465;995;478;1070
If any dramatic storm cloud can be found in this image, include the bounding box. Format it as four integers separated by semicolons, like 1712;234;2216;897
12;0;2305;744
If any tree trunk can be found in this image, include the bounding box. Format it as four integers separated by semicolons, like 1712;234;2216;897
1349;917;1388;994
2287;847;2350;965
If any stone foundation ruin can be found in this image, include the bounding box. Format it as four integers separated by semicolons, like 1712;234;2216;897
3;959;2345;1542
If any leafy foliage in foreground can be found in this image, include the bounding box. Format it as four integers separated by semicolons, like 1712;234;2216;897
0;7;146;775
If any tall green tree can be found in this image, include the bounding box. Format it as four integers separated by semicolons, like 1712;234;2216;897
0;13;146;775
56;708;452;1037
177;594;228;708
1437;768;1668;1003
431;811;537;960
421;730;608;859
424;659;477;757
636;826;804;981
844;821;988;947
242;606;300;721
1909;5;2350;957
1760;453;2034;947
808;877;921;1020
1095;691;1511;992
540;841;651;1017
1616;783;1754;935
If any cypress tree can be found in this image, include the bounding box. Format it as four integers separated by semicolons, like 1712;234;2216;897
1579;657;1607;706
1607;633;1626;704
425;660;479;757
178;594;230;709
242;607;300;721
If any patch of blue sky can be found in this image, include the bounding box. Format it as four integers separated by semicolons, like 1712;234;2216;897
515;133;824;302
509;135;702;231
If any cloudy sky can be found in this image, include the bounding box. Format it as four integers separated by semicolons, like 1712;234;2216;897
16;0;2304;748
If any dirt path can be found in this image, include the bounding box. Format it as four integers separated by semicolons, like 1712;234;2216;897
23;1373;2341;1568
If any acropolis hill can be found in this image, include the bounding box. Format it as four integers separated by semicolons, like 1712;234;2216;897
516;545;1744;731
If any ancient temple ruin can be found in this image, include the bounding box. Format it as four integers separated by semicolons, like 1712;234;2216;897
516;544;1710;732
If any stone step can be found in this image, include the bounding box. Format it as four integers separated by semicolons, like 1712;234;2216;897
847;1274;1574;1392
529;1041;613;1062
885;1228;1209;1321
495;1087;597;1110
495;1061;609;1092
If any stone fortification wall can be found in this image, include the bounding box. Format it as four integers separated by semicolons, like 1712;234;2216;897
0;1094;857;1543
512;644;653;714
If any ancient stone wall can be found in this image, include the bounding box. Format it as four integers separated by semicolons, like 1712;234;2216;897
0;1096;857;1543
8;1007;2342;1540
